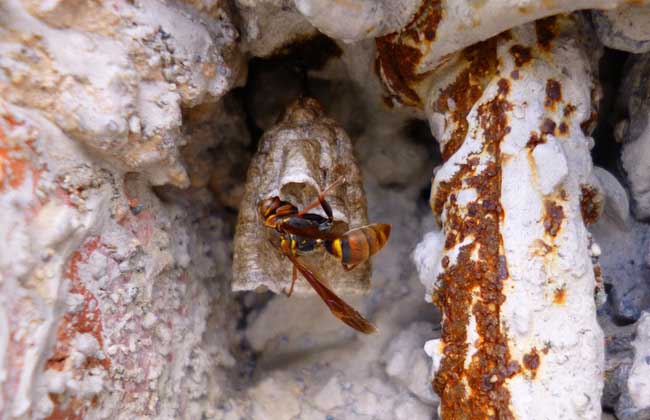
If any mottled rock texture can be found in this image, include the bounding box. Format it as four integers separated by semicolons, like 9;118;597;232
593;5;650;54
0;1;244;418
0;101;238;419
2;0;650;420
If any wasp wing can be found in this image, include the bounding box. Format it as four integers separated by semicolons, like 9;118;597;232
283;248;377;334
281;215;349;240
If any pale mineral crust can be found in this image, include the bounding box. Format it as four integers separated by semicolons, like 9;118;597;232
235;0;319;57
624;312;650;420
233;97;371;296
293;0;422;43
407;15;605;420
592;5;650;54
2;0;650;419
0;0;244;187
0;100;238;419
0;1;245;419
617;52;650;221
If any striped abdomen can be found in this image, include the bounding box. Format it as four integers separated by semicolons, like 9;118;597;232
325;224;391;271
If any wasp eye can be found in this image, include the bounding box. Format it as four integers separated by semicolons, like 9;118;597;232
258;197;278;218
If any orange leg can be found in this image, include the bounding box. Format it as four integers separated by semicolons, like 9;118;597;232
296;176;346;220
285;265;298;297
280;238;299;297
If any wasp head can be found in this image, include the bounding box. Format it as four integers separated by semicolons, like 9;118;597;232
258;196;281;220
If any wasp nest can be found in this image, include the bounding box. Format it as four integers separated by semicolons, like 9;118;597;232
233;97;370;296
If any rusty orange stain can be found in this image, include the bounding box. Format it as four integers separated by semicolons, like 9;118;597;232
45;396;85;420
526;131;544;149
522;348;541;378
579;184;601;225
441;255;450;268
0;146;28;190
432;77;516;419
435;40;499;160
0;115;43;211
544;79;562;111
0;115;24;187
543;200;564;237
531;239;554;257
540;118;556;136
563;103;577;117
553;287;567;305
535;16;557;51
44;237;110;419
375;0;443;107
593;264;604;295
509;45;533;67
46;237;110;372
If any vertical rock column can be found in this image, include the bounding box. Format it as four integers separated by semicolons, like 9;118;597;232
0;1;245;418
381;15;605;419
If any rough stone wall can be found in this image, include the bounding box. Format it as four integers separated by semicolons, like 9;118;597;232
2;1;650;420
0;1;244;418
0;100;239;419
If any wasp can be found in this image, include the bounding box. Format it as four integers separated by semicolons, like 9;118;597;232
258;177;391;334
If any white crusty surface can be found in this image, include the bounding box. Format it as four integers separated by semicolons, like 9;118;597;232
236;0;319;57
420;16;604;419
593;5;650;53
412;229;445;303
0;0;243;187
498;19;603;420
417;0;648;75
628;312;650;412
0;96;236;419
618;53;650;220
294;0;421;43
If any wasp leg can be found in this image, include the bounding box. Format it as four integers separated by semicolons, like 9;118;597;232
297;176;345;221
342;262;361;272
284;264;298;297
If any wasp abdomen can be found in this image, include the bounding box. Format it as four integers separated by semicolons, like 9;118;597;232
325;224;391;270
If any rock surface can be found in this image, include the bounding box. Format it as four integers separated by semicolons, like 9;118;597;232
2;1;650;419
618;53;650;222
0;100;238;419
425;16;604;419
592;5;650;54
0;0;244;188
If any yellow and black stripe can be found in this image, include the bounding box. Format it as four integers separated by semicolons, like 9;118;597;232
325;224;391;271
